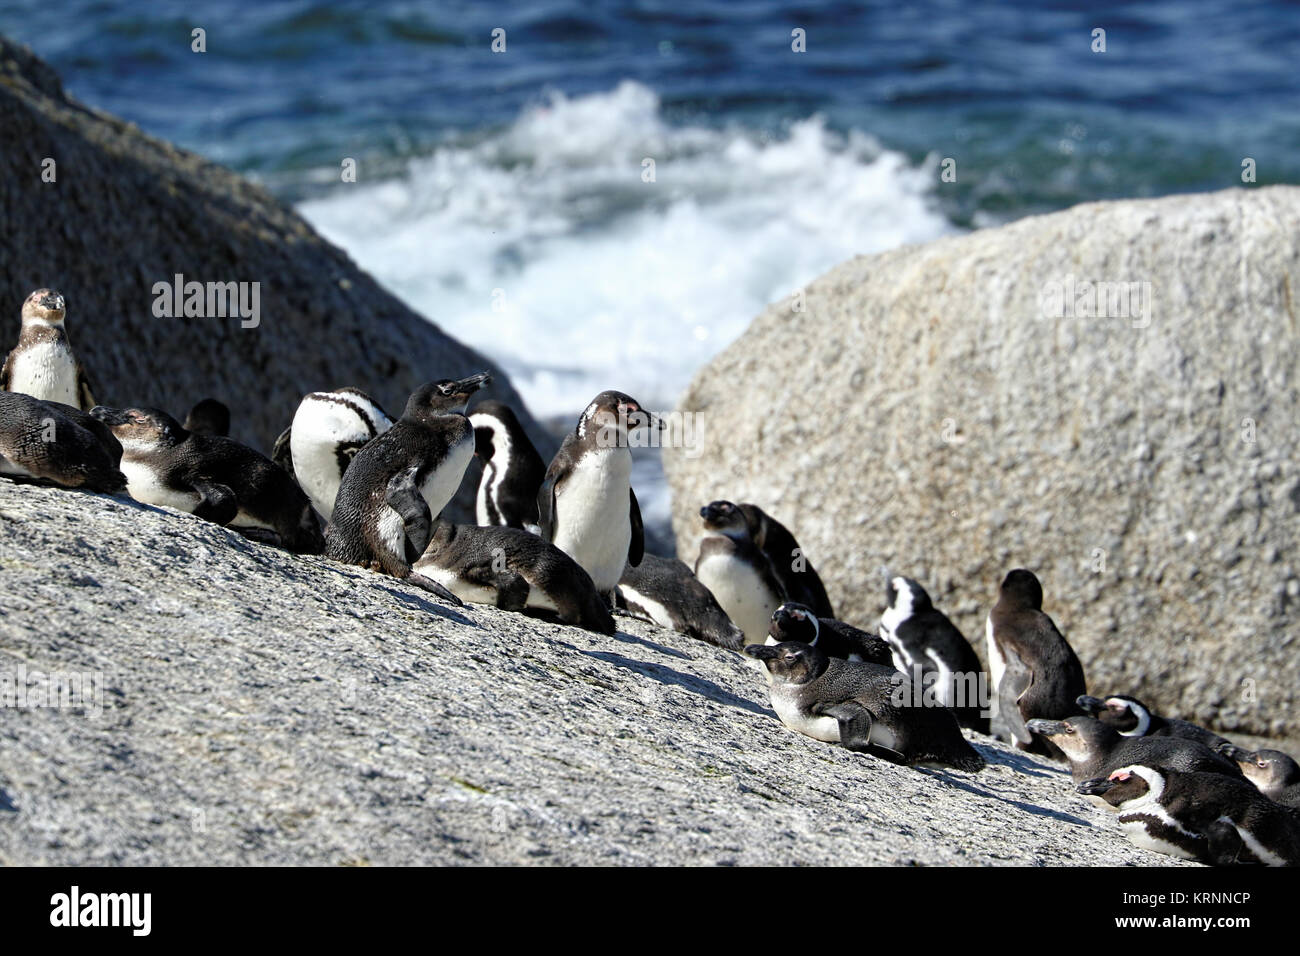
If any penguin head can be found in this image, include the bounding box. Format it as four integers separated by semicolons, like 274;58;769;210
91;406;188;448
998;568;1044;610
744;640;824;684
21;288;66;324
768;602;819;644
577;390;658;447
1224;747;1300;792
1075;694;1149;735
1026;715;1111;763
699;500;748;536
406;373;492;420
1076;765;1158;808
183;398;231;437
884;575;932;616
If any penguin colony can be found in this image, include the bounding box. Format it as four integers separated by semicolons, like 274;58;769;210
2;287;1297;866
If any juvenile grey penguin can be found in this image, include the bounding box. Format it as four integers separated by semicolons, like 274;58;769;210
273;387;393;519
1218;745;1300;809
736;503;834;618
325;374;490;602
1025;716;1244;786
745;641;984;772
1076;693;1230;751
183;398;230;437
615;553;744;650
537;390;657;597
765;602;894;666
470;400;546;530
2;289;96;411
879;573;989;734
1079;765;1300;866
693;500;785;645
0;391;124;492
92;405;323;553
986;568;1087;755
413;520;614;634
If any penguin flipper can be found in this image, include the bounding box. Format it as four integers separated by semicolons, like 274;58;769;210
191;480;239;526
536;471;557;542
385;466;432;561
76;363;97;412
271;425;295;478
820;702;908;764
405;571;467;607
992;647;1034;748
1;349;12;391
628;487;644;567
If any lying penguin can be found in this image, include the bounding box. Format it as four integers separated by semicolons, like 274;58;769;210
879;573;989;734
745;640;985;772
1079;765;1300;866
414;520;614;634
616;554;744;650
1026;716;1243;789
765;602;894;666
1076;693;1230;750
92;405;323;553
0;392;124;493
1218;744;1300;809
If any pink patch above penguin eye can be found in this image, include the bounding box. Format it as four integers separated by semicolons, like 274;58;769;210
1110;770;1131;781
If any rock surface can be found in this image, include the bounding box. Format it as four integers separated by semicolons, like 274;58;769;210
0;479;1185;866
666;186;1300;741
0;34;553;518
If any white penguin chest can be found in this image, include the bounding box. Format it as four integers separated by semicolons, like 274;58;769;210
415;562;559;613
985;616;1006;693
695;549;777;644
291;398;392;520
551;448;632;590
420;432;474;518
770;690;842;743
119;457;200;513
8;343;78;407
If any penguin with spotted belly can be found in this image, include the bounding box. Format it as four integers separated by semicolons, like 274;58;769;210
326;374;490;603
745;640;985;772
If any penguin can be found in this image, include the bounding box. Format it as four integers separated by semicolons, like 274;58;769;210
91;405;323;553
1078;765;1300;866
470;400;546;531
765;602;895;666
273;387;394;520
693;500;785;645
985;568;1087;755
1076;693;1230;751
2;289;96;411
745;640;985;772
1218;745;1300;809
1025;716;1244;787
182;398;230;437
615;553;744;650
736;503;834;618
537;390;657;597
325;374;490;603
0;391;124;492
879;573;990;734
413;520;615;634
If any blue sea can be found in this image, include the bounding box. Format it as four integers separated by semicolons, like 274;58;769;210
3;0;1297;526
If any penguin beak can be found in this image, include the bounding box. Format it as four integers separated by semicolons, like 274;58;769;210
453;372;492;395
1216;743;1255;764
1076;695;1105;715
90;406;130;426
1026;718;1071;737
744;644;779;661
1076;776;1116;796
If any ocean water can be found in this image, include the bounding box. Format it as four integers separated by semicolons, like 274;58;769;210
4;0;1298;531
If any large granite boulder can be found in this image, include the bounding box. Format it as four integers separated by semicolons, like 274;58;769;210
666;186;1300;740
0;35;553;517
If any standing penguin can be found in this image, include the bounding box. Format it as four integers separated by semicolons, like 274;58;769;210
91;405;322;552
470;400;546;530
2;289;96;411
273;387;394;519
1079;765;1300;866
879;573;989;734
1219;745;1300;809
985;568;1087;754
1076;693;1230;750
537;390;657;598
325;374;490;602
745;641;985;772
693;500;786;645
736;503;834;618
0;392;124;492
